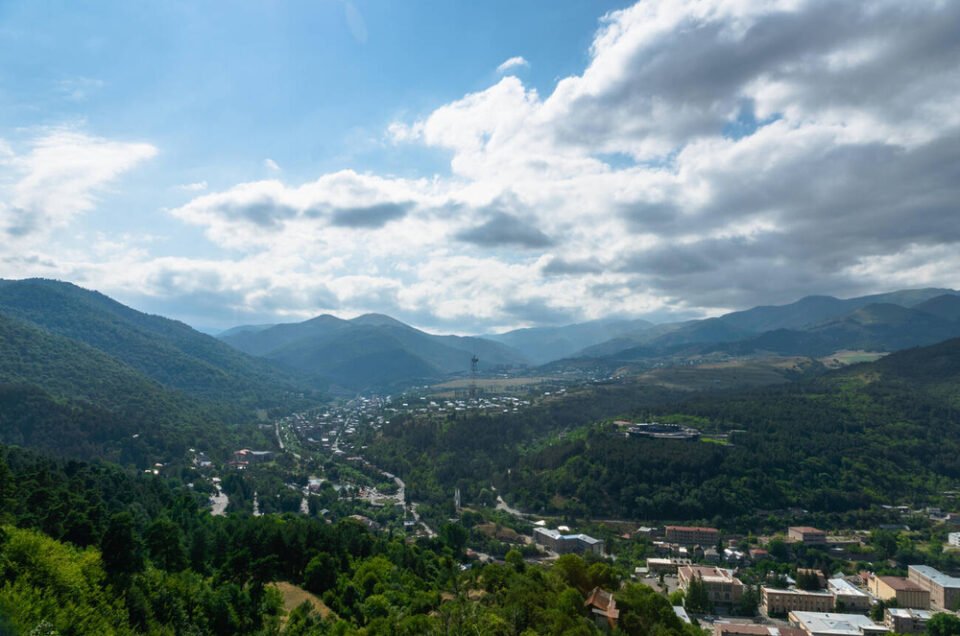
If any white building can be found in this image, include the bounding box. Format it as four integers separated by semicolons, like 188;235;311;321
948;532;960;547
789;612;889;636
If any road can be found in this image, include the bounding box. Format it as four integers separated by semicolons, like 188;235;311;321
209;483;229;516
496;495;529;518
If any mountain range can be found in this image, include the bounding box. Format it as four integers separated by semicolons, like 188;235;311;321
219;312;527;392
0;278;314;465
219;287;960;386
574;289;960;363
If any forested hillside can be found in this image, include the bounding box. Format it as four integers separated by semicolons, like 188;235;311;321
0;445;698;636
0;280;323;466
367;338;960;524
220;312;527;391
0;279;312;407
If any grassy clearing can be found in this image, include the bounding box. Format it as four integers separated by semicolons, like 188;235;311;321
269;581;334;623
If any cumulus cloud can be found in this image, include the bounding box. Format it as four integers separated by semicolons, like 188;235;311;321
0;129;157;239
456;211;553;248
496;56;529;74
11;0;960;332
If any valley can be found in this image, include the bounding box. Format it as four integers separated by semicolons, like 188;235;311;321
3;280;960;636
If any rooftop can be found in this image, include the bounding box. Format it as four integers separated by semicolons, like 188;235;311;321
828;578;868;597
764;587;834;598
909;565;960;588
887;608;935;620
681;565;740;584
876;576;925;592
716;625;807;636
789;612;888;636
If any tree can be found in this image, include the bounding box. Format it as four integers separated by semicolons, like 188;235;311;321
505;549;526;573
684;574;712;614
735;585;759;617
100;511;144;578
796;570;821;591
440;522;468;556
304;552;338;595
927;612;960;636
871;530;898;561
768;539;790;562
144;516;187;571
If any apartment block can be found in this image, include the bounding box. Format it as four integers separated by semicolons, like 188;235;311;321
666;525;720;546
868;576;930;609
907;565;960;610
762;588;835;616
789;527;828;545
678;565;743;607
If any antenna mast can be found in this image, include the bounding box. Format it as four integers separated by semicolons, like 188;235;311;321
469;354;479;400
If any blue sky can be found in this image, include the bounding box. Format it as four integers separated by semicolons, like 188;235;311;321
0;1;624;256
1;1;959;333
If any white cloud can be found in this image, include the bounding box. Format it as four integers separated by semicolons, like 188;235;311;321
0;129;157;239
175;181;208;192
8;0;960;332
264;158;281;173
496;56;529;75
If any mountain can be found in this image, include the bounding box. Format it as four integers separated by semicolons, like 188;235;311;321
0;310;251;464
0;278;309;407
567;288;960;362
217;323;276;338
484;318;654;364
717;288;960;333
220;313;529;391
913;294;960;322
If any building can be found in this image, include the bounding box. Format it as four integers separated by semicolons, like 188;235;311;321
908;565;960;610
715;624;807;636
584;587;619;631
789;527;828;546
533;527;604;556
788;612;889;636
948;532;960;548
868;576;930;609
646;557;692;574
883;608;935;635
232;449;273;464
762;588;835;616
666;525;720;547
678;566;743;607
828;578;871;613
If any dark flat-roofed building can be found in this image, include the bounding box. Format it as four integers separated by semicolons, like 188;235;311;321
666;525;720;546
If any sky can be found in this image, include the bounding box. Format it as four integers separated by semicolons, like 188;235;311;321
1;0;959;334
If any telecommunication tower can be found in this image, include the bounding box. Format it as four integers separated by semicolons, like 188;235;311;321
469;354;479;400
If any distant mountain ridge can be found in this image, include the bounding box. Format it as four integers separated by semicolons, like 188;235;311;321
219;312;529;392
217;287;960;377
484;318;654;364
565;288;960;363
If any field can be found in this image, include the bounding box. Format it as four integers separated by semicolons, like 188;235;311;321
633;357;815;391
820;350;888;368
269;581;334;623
431;375;558;393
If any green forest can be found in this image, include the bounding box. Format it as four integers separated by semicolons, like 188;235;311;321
0;445;700;636
365;340;960;526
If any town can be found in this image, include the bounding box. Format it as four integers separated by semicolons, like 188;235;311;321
182;391;960;635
